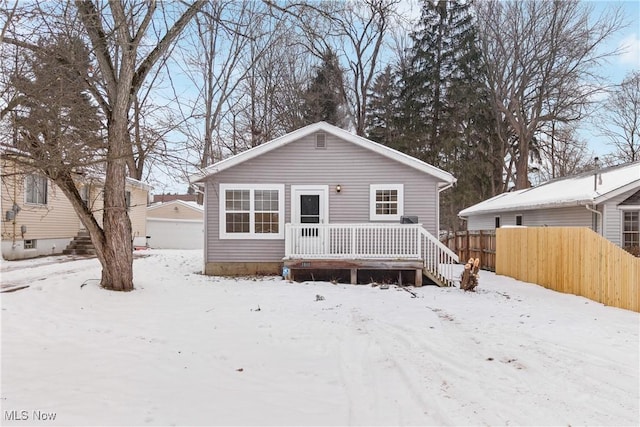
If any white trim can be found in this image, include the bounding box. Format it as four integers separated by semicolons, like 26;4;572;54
369;184;404;221
146;217;203;224
219;184;285;240
291;185;329;224
621;209;639;247
618;205;640;210
594;179;640;204
190;122;456;186
24;174;48;206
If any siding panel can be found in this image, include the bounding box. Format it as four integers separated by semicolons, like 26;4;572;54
603;188;639;246
205;132;441;263
467;206;593;231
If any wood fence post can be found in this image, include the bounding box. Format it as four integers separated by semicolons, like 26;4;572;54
479;230;484;266
465;230;470;262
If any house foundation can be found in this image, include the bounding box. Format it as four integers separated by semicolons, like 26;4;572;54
283;259;424;286
204;261;283;276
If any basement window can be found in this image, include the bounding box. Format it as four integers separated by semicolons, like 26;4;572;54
24;239;36;249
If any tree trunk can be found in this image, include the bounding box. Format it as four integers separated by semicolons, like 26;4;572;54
515;152;529;189
100;113;134;291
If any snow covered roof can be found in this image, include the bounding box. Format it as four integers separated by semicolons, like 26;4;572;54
189;122;456;188
459;161;640;216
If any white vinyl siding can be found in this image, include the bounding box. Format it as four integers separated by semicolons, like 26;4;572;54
25;175;48;205
370;184;404;221
219;184;284;239
467;207;592;231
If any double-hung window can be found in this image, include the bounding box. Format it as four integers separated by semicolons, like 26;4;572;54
623;211;639;248
220;184;284;239
370;184;404;221
25;174;48;205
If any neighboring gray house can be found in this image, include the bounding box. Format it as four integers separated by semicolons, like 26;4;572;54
190;121;459;286
459;161;640;249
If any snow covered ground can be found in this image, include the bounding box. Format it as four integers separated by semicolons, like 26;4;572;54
1;250;638;426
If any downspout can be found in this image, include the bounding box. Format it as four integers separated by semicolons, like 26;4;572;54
12;167;17;248
437;181;456;238
588;157;603;234
585;203;602;235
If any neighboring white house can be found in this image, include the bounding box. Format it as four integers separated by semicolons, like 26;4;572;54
146;200;204;249
459;161;640;250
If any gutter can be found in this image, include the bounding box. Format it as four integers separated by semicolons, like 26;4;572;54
438;181;455;193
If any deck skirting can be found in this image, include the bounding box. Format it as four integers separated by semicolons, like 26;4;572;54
283;258;424;286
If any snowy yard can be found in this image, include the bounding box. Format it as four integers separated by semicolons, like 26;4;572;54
1;250;638;426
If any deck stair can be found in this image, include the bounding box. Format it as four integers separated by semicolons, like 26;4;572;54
62;230;96;256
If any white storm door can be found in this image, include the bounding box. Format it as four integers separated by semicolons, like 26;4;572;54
291;186;329;255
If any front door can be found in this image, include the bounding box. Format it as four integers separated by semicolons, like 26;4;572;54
291;186;328;255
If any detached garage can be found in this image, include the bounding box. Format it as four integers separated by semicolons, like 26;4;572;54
146;200;204;249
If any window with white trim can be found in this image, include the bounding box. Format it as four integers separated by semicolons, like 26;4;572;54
25;174;48;205
623;211;639;248
370;184;403;221
220;184;284;239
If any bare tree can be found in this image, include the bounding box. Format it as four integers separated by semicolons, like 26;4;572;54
333;0;399;135
535;122;591;182
597;71;640;163
476;0;625;189
172;0;273;171
0;0;18;45
2;1;203;291
233;15;311;148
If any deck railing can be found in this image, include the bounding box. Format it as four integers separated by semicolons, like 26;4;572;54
284;223;459;286
420;228;459;286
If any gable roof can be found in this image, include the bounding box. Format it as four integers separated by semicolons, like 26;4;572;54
189;122;456;188
147;199;203;214
459;161;640;216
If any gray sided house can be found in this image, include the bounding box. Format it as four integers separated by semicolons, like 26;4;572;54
459;161;640;249
192;122;459;286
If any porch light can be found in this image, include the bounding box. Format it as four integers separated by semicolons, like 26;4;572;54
336;184;342;193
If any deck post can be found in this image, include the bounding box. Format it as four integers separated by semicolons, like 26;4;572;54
350;268;357;284
415;269;423;287
284;223;291;258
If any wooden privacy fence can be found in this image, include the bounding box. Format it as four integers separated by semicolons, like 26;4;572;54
442;230;496;271
496;227;640;312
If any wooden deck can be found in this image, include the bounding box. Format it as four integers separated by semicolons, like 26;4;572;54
284;223;460;287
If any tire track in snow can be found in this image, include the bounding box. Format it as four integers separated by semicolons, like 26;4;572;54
337;307;453;426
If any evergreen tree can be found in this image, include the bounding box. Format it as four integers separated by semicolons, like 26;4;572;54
301;50;347;127
365;65;399;147
397;0;498;232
